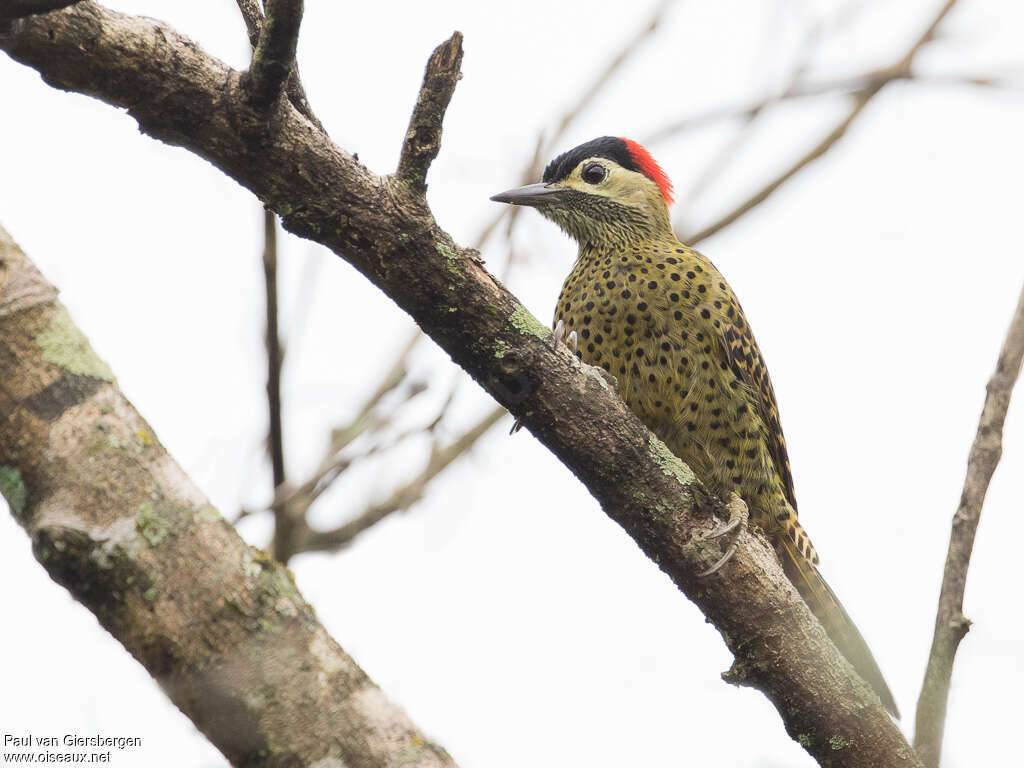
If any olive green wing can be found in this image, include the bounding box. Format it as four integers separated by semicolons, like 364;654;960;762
718;297;799;512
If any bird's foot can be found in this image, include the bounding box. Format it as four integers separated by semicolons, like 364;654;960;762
510;320;580;435
699;492;749;576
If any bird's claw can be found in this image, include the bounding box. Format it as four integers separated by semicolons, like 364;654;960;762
550;319;579;356
551;318;566;348
699;493;749;577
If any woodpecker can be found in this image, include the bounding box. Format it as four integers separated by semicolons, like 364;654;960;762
491;136;899;717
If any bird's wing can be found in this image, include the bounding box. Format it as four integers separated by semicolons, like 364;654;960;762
718;298;798;513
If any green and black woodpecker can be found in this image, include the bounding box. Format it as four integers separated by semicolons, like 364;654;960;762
491;136;898;717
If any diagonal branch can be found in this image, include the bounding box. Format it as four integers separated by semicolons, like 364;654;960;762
397;31;464;192
242;0;304;110
0;226;457;768
913;282;1024;768
680;0;961;245
1;8;923;765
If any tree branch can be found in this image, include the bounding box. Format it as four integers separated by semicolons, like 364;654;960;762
261;208;297;563
913;282;1024;767
680;0;961;245
0;225;456;768
0;7;922;764
234;0;323;132
243;0;304;110
397;31;464;192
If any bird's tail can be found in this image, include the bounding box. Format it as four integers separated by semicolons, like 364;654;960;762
775;530;900;718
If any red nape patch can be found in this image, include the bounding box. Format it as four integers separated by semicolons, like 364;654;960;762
619;137;674;206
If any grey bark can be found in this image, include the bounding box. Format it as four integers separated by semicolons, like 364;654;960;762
0;226;455;767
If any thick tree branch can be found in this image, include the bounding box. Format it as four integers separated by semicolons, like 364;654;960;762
243;0;303;110
0;226;456;768
679;0;961;245
397;31;463;192
913;283;1024;767
1;7;921;765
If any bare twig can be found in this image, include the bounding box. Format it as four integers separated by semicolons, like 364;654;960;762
646;71;895;146
242;0;304;110
646;71;1021;148
247;329;419;536
234;0;322;130
261;209;298;562
297;406;507;553
264;210;285;490
327;330;421;453
680;0;961;245
550;0;673;154
673;6;835;213
913;283;1024;767
0;0;81;20
397;31;464;192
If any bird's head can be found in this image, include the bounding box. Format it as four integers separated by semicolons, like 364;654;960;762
491;136;674;246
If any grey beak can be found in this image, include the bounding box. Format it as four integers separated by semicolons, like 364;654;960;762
490;182;565;207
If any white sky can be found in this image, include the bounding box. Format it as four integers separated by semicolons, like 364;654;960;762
2;1;1023;766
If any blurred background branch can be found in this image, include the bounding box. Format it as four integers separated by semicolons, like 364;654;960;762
913;281;1024;767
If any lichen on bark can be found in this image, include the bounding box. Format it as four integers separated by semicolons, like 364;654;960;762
35;304;115;381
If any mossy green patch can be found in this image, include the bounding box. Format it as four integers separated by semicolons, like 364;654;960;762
34;304;114;381
436;242;463;281
493;339;510;359
509;306;550;341
136;501;172;547
142;587;159;602
829;734;850;751
648;435;696;486
797;733;814;749
0;465;27;516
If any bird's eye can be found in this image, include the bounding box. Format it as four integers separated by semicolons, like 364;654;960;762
581;162;607;185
